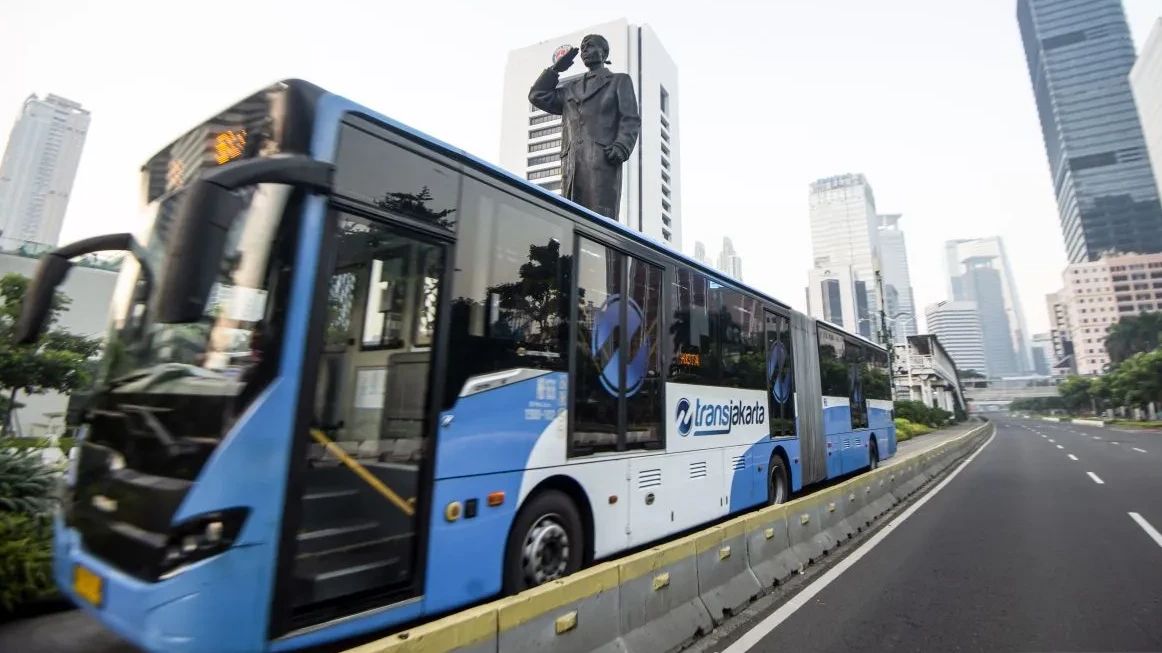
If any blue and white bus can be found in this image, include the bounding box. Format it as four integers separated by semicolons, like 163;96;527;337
18;80;896;652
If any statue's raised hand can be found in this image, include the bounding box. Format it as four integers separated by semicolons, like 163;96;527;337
552;46;579;73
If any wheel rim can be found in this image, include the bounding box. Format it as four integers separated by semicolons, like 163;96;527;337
771;465;788;503
521;513;571;586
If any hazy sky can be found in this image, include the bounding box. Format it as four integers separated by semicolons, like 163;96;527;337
1;0;1158;335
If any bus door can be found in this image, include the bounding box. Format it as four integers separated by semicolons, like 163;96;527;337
278;211;449;631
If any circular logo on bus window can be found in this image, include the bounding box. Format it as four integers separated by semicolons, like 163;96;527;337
590;295;650;398
675;398;694;436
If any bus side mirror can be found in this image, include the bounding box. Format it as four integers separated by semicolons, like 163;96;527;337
154;156;333;324
16;233;137;344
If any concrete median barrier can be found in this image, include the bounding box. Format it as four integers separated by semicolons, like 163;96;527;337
744;504;802;588
344;422;993;653
496;564;624;653
693;519;762;624
1071;418;1104;427
616;538;713;653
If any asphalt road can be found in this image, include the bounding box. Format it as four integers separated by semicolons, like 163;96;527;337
709;416;1162;653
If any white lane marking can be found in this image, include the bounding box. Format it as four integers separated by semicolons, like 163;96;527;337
1133;447;1148;453
1056;445;1064;450
1048;439;1056;443
1093;436;1102;440
1087;472;1105;485
1129;513;1162;549
1068;454;1078;461
721;430;997;653
1041;434;1047;438
1110;442;1119;445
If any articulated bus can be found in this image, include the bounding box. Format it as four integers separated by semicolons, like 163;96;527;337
19;80;896;652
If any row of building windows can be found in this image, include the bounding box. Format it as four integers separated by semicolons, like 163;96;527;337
530;125;562;139
528;167;561;180
529;114;559;126
529;139;561;153
527;153;558;167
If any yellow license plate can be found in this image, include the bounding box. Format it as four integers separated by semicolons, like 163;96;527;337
73;564;103;607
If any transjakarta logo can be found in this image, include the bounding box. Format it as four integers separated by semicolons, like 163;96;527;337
675;396;766;437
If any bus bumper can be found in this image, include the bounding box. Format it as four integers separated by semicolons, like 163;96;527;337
54;516;270;653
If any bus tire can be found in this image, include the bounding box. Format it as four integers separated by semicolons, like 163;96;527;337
767;454;790;505
503;489;584;594
869;438;879;470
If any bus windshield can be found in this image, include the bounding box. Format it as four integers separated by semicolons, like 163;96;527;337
85;182;292;481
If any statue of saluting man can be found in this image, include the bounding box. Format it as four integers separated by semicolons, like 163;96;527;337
529;34;641;221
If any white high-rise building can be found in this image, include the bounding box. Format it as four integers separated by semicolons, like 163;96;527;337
693;240;709;265
0;94;90;246
1131;18;1162;199
1030;331;1057;376
925;300;988;376
807;265;863;331
808;174;881;340
1045;290;1075;376
945;237;1031;375
500;19;681;249
716;236;742;280
876;213;917;343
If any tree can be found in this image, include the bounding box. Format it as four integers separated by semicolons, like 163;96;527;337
1108;348;1162;411
0;273;102;435
1105;312;1162;364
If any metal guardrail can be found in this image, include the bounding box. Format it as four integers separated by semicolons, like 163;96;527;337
344;422;994;653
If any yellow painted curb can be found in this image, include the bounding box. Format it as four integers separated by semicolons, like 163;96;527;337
497;563;619;632
344;603;497;653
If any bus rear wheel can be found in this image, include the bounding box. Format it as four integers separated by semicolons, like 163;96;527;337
503;490;583;594
767;455;789;505
869;439;879;469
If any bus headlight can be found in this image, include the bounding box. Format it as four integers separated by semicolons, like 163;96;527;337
161;508;249;576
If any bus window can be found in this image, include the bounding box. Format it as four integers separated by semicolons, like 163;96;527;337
573;239;622;452
443;178;572;407
846;340;868;429
625;256;663;449
333;123;459;234
817;327;849;398
717;287;764;389
864;347;891;401
765;311;795;437
669;267;716;384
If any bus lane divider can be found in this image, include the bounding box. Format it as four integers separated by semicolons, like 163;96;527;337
343;422;992;653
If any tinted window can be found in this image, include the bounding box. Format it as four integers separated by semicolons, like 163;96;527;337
443;178;571;406
670;268;716;384
625;257;663;449
573;240;622;452
765;311;795;437
717;287;764;389
818;327;849;397
847;341;868;429
864;347;891;401
334;123;459;233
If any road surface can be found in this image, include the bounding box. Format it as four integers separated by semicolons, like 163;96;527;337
706;416;1162;652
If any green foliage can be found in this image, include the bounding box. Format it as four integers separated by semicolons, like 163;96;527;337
0;445;57;515
1052;346;1162;414
0;274;102;433
893;417;932;441
893;400;952;428
1105;312;1162;364
0;512;55;613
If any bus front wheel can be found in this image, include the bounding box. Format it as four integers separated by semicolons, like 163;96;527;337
503;489;584;594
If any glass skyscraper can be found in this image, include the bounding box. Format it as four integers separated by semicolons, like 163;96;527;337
1018;0;1162;263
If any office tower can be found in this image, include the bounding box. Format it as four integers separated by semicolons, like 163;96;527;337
925;300;988;375
693;240;709;265
716;237;743;280
1131;19;1162;199
946;237;1031;375
500;19;681;248
808;174;881;340
1058;251;1162;375
1018;0;1162;262
1030;332;1057;376
877;213;918;342
807;266;865;331
1045;290;1075;376
0;94;90;246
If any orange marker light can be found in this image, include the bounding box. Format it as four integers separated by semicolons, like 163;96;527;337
487;491;505;507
